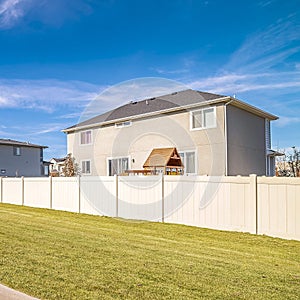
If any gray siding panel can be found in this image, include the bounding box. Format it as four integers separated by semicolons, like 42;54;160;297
227;105;266;176
0;145;42;177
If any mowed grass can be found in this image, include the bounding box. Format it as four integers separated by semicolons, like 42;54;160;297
0;204;299;300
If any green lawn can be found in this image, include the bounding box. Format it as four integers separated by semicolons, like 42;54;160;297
0;203;299;300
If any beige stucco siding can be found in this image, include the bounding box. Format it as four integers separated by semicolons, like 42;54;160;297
67;104;226;176
226;105;266;176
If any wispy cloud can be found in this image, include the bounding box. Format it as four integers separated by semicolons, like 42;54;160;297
0;0;94;29
185;14;300;102
151;67;189;75
188;71;300;95
275;116;300;128
31;124;66;135
257;0;277;8
81;77;187;121
224;15;300;73
0;78;101;112
0;0;25;28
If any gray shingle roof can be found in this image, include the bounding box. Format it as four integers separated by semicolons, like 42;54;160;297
0;139;47;148
65;89;226;131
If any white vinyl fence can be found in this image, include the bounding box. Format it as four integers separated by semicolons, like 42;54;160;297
0;175;299;241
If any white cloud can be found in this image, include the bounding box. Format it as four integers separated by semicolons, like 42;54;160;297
224;15;300;73
80;77;187;121
0;0;26;28
274;116;300;128
151;67;189;75
0;78;101;112
31;124;67;135
0;0;94;29
182;15;300;101
188;71;300;95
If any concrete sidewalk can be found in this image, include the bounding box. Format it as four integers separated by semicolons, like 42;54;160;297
0;284;39;300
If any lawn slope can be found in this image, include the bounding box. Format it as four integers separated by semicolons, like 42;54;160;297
0;203;299;299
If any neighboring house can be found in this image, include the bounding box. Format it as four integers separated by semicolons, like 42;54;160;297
0;139;48;177
49;157;66;176
63;89;279;176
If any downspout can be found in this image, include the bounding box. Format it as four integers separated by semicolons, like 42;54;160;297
224;99;234;176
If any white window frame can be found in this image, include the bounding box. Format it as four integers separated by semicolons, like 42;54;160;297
190;107;217;131
81;160;91;175
80;130;92;145
179;150;197;175
107;156;130;176
13;146;21;156
115;121;132;128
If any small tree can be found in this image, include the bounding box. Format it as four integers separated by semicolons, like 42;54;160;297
62;153;79;177
276;147;300;177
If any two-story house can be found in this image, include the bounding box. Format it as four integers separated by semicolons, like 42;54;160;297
63;89;278;176
0;139;48;177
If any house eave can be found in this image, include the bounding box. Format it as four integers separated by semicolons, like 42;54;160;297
229;97;278;120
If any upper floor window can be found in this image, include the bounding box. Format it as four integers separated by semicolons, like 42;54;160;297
190;107;216;130
13;146;21;156
115;121;132;128
80;130;92;145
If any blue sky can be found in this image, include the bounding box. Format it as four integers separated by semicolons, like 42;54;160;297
0;0;299;160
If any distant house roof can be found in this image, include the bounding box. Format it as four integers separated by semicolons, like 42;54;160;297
50;157;66;163
0;139;47;149
63;89;278;132
143;147;183;168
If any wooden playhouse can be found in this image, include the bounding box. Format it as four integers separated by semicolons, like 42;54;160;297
143;147;184;175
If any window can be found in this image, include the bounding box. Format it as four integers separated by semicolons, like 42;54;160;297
108;157;129;176
80;130;92;145
81;160;91;174
179;151;196;175
13;146;21;156
115;121;132;128
190;107;216;130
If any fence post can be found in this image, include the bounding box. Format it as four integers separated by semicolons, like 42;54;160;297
21;176;24;206
49;176;52;209
162;174;165;223
115;175;119;217
78;175;81;214
0;177;2;203
250;174;258;234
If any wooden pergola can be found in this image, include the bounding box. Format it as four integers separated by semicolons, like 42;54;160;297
143;147;184;175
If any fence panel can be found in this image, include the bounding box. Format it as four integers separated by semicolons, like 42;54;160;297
80;176;116;216
2;178;23;205
118;176;162;221
164;176;256;233
258;177;300;240
24;177;51;208
52;177;79;213
0;175;299;241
